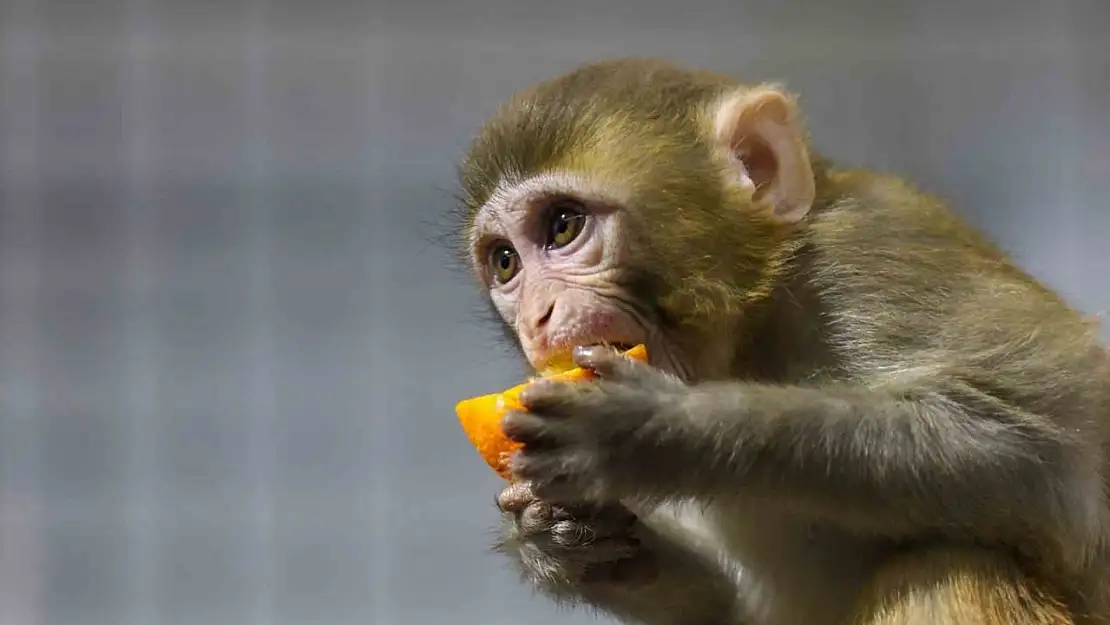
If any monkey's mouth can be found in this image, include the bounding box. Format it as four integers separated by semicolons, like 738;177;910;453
538;340;641;374
567;340;640;358
538;312;650;373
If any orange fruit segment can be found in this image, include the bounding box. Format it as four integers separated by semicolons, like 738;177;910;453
455;344;648;480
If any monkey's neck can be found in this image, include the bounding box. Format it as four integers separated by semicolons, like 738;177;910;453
730;243;837;384
708;170;842;385
728;170;845;383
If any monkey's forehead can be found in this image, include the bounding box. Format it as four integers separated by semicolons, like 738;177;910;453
458;109;720;216
457;62;737;209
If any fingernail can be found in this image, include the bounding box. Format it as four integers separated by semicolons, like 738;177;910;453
516;385;539;408
573;345;598;359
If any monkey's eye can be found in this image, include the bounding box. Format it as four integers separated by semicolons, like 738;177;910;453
488;244;520;284
546;201;587;249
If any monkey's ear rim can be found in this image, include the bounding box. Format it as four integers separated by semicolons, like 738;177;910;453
712;86;816;224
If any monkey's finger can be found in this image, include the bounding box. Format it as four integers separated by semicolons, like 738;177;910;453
553;503;638;529
496;481;537;513
544;537;641;565
510;453;585;498
550;518;598;547
527;471;603;504
550;512;637;544
517;380;590;416
517;500;555;536
502;411;568;446
572;345;656;384
550;511;639;542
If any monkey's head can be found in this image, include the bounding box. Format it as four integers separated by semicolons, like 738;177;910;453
455;59;822;381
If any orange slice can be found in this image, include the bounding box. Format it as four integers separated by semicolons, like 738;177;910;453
455;344;648;480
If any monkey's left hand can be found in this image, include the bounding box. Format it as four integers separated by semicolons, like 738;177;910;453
503;345;690;503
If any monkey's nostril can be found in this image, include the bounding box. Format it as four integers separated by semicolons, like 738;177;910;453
537;303;555;328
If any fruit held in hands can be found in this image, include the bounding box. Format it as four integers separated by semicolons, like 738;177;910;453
455;344;648;480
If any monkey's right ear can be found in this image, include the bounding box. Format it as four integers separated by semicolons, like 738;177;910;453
712;86;816;223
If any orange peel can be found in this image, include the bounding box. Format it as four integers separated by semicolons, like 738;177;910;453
454;344;649;480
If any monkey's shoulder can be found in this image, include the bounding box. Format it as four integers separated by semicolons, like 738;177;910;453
811;170;999;256
797;170;1106;385
805;169;1054;302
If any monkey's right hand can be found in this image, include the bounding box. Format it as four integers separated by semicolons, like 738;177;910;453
495;481;655;592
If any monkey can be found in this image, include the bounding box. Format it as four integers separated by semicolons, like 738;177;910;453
449;58;1110;625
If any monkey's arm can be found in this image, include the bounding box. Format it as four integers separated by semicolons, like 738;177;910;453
505;349;1098;554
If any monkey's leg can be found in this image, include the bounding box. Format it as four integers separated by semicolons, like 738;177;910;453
848;545;1073;625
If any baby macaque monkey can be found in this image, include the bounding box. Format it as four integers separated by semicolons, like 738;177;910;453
453;59;1110;625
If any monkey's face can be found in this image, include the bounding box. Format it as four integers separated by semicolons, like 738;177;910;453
464;163;789;382
458;60;819;381
468;173;660;375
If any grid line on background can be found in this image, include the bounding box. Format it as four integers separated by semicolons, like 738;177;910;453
122;0;157;624
1;0;43;623
244;0;278;623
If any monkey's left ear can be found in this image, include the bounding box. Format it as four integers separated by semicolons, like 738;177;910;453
713;86;815;223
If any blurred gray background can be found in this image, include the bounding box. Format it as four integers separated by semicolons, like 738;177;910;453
0;0;1107;624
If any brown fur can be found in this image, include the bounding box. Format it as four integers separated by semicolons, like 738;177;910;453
850;546;1075;625
459;60;810;337
455;58;1110;625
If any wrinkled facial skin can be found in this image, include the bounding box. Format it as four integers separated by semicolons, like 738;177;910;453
469;173;667;375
